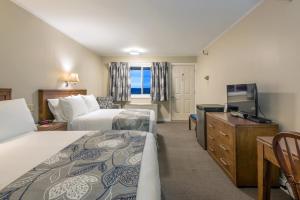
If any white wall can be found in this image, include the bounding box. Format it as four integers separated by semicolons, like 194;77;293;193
0;0;106;121
196;0;300;131
102;56;197;121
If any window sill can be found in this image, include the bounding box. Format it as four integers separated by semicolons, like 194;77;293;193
131;95;151;99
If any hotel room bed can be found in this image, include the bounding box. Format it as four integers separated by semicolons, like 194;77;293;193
0;97;160;200
0;130;160;200
38;89;157;135
69;108;157;134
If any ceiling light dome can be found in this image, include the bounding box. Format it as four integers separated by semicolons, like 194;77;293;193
129;51;141;55
123;47;146;56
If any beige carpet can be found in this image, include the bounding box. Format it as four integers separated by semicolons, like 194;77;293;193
157;121;291;200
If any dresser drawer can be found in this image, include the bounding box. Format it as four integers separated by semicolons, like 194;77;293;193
207;118;216;132
218;142;234;167
207;133;216;143
218;156;234;177
207;136;218;159
215;124;234;147
207;117;217;138
218;142;233;158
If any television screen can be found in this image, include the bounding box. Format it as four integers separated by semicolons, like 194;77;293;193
227;83;258;116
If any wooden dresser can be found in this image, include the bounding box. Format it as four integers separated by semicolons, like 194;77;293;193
206;112;278;187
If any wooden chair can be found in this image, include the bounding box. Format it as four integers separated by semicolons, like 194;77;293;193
273;132;300;200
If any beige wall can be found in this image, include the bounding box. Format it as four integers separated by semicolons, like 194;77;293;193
102;56;197;121
0;0;105;121
196;0;300;131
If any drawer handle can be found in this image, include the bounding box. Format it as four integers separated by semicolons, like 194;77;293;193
209;147;215;152
208;135;214;140
220;157;228;166
219;144;228;151
219;131;228;137
208;124;214;128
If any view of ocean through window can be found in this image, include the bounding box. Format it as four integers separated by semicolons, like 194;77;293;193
130;67;151;95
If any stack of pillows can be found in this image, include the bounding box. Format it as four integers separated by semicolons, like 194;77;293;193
48;95;100;122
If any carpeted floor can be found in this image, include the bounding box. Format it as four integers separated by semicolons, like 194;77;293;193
157;121;291;200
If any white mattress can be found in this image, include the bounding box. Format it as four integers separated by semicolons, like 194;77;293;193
0;131;160;200
69;109;157;135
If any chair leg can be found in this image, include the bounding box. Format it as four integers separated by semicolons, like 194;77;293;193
189;117;191;130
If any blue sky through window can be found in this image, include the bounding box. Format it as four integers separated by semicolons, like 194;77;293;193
143;68;151;94
130;67;151;95
130;67;142;94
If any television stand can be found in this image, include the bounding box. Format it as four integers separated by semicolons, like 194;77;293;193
206;112;278;186
247;115;272;124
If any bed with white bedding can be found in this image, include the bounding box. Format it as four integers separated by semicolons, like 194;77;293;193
69;108;157;134
0;98;161;200
38;90;157;135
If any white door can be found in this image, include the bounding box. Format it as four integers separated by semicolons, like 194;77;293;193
171;64;195;120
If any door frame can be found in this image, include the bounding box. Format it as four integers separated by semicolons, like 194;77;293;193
170;63;196;121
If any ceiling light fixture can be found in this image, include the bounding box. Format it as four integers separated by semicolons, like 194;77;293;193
123;47;146;56
129;51;141;56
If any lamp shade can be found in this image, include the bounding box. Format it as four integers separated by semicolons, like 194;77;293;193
68;73;80;83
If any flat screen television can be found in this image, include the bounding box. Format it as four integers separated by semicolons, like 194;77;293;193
227;83;258;117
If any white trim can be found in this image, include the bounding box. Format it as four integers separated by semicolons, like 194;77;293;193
129;62;152;67
158;117;172;122
200;0;264;53
131;94;151;99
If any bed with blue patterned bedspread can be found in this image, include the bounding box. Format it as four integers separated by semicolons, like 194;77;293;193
0;130;149;200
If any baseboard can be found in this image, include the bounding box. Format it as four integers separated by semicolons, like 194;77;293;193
158;118;171;122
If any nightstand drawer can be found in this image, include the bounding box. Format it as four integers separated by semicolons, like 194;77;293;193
37;122;67;131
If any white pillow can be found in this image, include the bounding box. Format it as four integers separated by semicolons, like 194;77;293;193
81;95;99;112
59;96;88;121
0;99;37;142
47;99;66;122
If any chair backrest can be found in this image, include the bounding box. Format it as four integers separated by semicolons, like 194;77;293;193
273;132;300;200
96;96;114;109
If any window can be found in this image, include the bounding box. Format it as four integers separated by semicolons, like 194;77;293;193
130;64;151;97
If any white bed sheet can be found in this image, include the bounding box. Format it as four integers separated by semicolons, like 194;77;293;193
69;109;157;135
0;131;160;200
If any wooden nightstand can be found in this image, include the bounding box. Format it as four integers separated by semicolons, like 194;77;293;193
37;122;67;131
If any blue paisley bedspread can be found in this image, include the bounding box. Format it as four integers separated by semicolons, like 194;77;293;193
112;110;151;132
0;130;147;200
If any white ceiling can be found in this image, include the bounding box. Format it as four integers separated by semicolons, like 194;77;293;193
11;0;260;56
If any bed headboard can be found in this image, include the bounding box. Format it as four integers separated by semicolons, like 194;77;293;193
0;88;12;101
38;89;87;122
